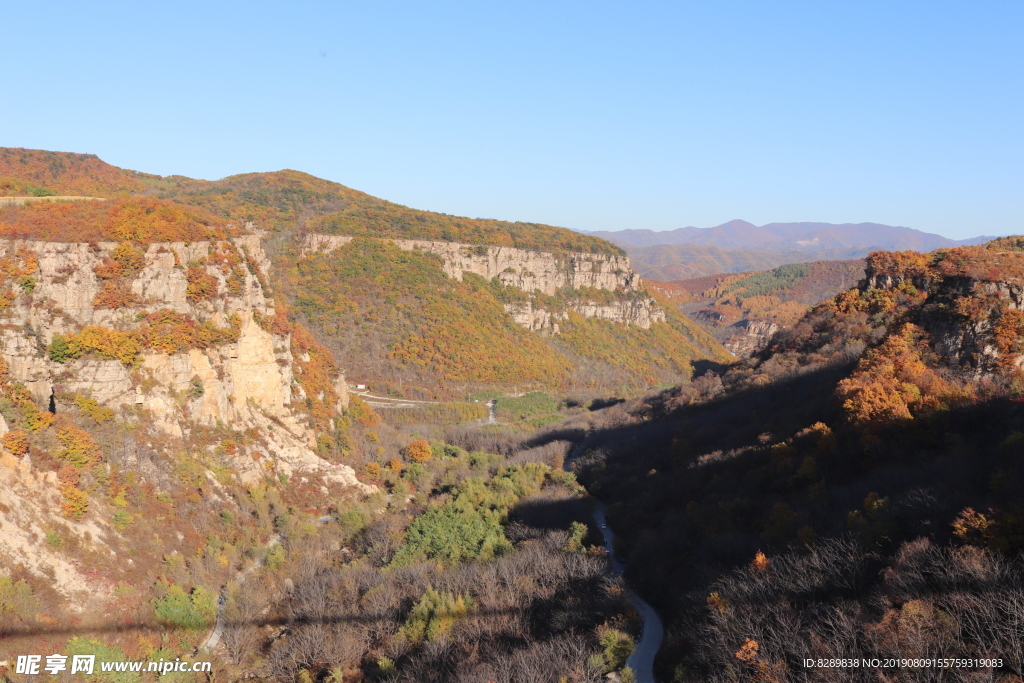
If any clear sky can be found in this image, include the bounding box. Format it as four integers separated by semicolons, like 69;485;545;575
1;0;1019;239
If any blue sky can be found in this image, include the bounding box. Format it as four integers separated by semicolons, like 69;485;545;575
1;0;1020;239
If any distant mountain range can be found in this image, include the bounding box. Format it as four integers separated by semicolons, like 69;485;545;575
579;220;996;279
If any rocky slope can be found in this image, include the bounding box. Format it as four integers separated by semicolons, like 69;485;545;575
1;235;365;484
0;233;370;600
861;247;1024;375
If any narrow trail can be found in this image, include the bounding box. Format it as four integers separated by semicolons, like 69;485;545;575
350;391;440;409
566;446;664;683
592;504;664;681
200;532;283;651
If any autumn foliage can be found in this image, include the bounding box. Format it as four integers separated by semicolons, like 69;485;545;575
1;429;29;456
0;197;230;244
836;323;971;424
404;440;433;463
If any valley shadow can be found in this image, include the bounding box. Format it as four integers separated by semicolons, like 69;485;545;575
689;359;732;378
563;359;858;471
548;361;1024;681
508;494;594;534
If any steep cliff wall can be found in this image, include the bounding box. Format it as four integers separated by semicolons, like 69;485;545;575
301;233;661;331
390;239;640;294
0;236;367;487
0;234;372;600
723;319;781;357
302;234;640;294
504;298;667;334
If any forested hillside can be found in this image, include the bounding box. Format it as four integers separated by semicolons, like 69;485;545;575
556;241;1024;682
0;150;659;681
0;148;729;395
656;260;866;356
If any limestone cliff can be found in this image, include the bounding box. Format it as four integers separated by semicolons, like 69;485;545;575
301;233;662;331
503;297;667;334
0;234;372;598
389;239;640;294
0;236;366;487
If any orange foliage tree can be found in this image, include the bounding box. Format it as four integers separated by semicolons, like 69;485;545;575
1;430;29;456
836;324;969;425
404;440;433;463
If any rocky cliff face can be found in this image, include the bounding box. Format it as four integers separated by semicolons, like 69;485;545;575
503;301;564;335
302;233;662;330
389;239;640;295
503;298;666;335
0;236;367;489
723;319;781;357
302;234;640;294
862;248;1024;375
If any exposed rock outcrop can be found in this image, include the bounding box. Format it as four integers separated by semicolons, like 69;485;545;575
301;233;664;330
504;297;667;334
301;234;639;295
301;234;353;254
0;452;108;609
0;236;369;489
503;302;564;335
568;298;666;329
723;319;781;357
862;250;1024;375
391;239;641;295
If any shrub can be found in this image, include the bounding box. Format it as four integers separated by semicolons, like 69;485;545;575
93;281;139;308
111;243;146;273
74;395;115;423
113;510;133;530
397;588;474;644
338;509;369;536
48;333;73;362
186;265;218;302
0;575;35;618
565;520;588;553
60;485;89;520
0;196;228;244
66;638;139;683
65;326;140;364
598;627;635;672
153;582;217;630
56;423;103;467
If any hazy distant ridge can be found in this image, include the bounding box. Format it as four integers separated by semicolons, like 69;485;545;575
585;219;992;252
580;220;995;280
